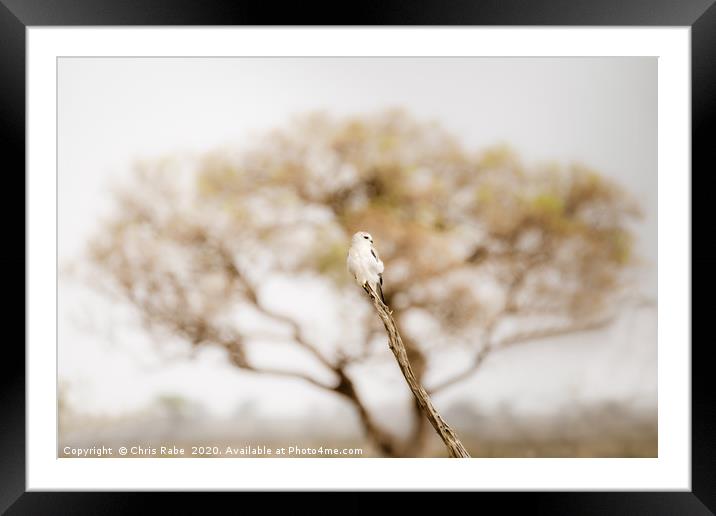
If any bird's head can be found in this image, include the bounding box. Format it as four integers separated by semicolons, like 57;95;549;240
352;231;374;245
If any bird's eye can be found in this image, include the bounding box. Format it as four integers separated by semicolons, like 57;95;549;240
364;236;369;239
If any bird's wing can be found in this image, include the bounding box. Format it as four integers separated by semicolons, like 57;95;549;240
347;249;359;277
370;247;384;273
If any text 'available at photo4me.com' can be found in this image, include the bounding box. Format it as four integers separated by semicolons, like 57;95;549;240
60;444;365;458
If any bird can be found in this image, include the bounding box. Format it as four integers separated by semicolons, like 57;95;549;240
347;231;385;304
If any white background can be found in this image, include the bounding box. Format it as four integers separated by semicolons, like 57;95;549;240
28;27;690;490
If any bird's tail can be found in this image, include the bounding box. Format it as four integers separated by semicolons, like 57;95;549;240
375;282;386;305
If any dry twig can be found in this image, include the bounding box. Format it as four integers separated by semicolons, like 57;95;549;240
364;286;471;458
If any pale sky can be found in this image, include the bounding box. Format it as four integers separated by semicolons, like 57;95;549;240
58;57;657;421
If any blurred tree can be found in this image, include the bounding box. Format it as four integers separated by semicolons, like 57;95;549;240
87;110;643;457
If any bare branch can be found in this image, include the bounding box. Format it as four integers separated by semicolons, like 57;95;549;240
241;363;335;391
211;239;338;372
495;316;614;349
364;286;470;458
429;315;615;395
426;253;555;394
427;344;493;395
243;284;338;371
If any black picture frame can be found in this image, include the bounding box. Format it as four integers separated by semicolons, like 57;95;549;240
4;0;712;512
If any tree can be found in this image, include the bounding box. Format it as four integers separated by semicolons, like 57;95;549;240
86;110;643;457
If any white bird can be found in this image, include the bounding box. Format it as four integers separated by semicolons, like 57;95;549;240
347;231;385;303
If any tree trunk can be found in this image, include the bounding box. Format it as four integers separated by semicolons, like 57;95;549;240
334;368;400;457
404;410;431;456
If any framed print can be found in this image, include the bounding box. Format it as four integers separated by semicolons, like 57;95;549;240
5;0;713;512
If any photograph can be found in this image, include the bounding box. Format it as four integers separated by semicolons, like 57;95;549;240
57;56;657;459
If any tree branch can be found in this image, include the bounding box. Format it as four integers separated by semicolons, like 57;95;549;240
241;363;335;391
427;344;493;395
249;298;337;371
427;254;550;395
212;240;338;372
364;286;470;458
494;316;614;349
429;315;615;395
217;337;333;391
